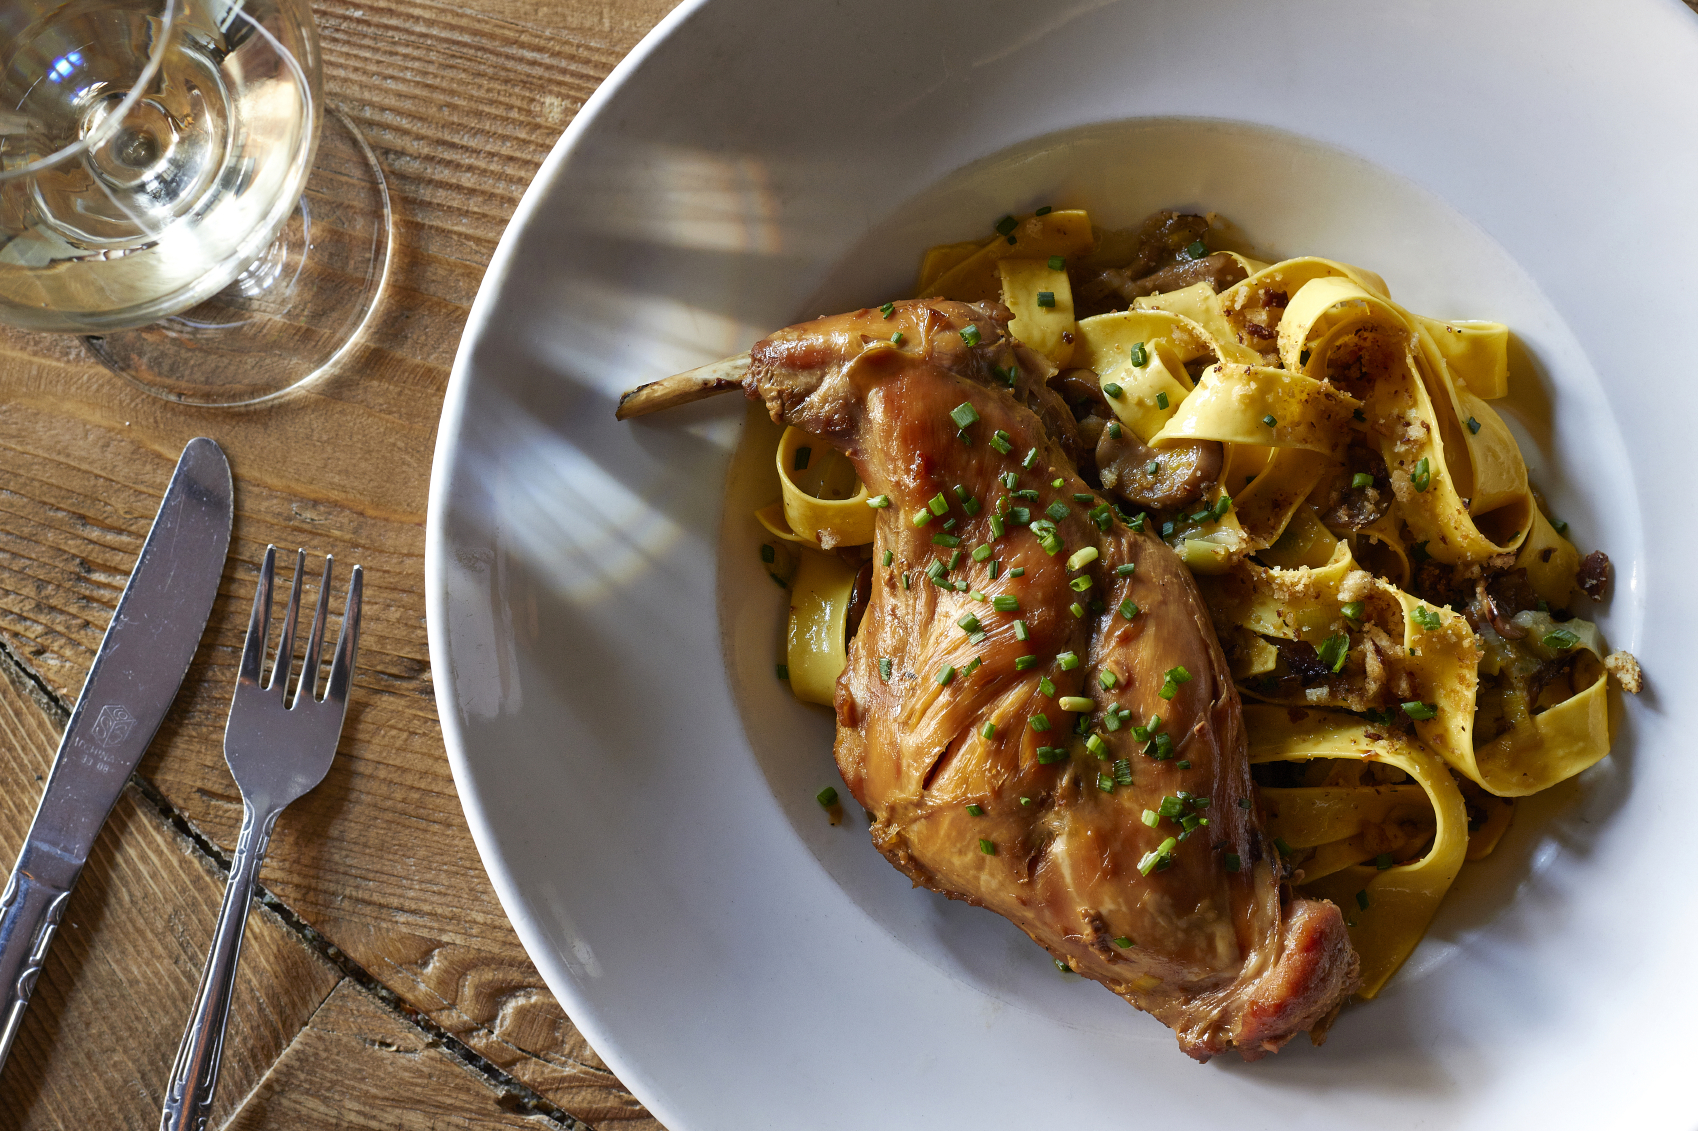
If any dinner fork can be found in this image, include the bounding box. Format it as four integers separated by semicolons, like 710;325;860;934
160;547;362;1131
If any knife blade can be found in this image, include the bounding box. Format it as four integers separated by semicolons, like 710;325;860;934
0;437;232;1072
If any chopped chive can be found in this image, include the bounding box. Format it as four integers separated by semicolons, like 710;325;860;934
777;664;789;680
981;721;996;740
989;560;1002;579
1097;772;1115;793
1069;576;1093;593
1066;546;1099;570
1466;416;1481;435
1129;512;1147;533
1050;478;1064;490
1552;518;1569;534
1118;600;1139;621
879;657;893;681
1141;809;1159;828
979;838;996;855
966;803;984;816
1107;422;1122;439
1411;540;1431;562
1316;633;1350;672
1411;456;1432;492
1375;853;1393;871
1020;796;1032;806
1411;605;1442;631
902;572;911;589
1351;472;1374;489
1274;837;1293;856
1401;701;1437;721
1072;493;1094;505
1069;603;1085;618
1015;654;1038;671
879;301;895;318
1138;837;1178;876
760;544;776;564
1057;651;1079;670
1045;502;1069;522
950;402;981;429
1030;714;1051;731
1356;890;1370;911
964;656;983;673
925;560;947;583
1036;746;1065;764
1262;414;1277;427
1112;759;1132;785
1130;341;1149;367
882;549;894;566
928;493;949;515
1238;797;1252;810
1543;628;1581;650
1041;535;1064;556
956;613;982;633
891;331;905;345
1060;696;1094;712
1224;853;1242;873
1085;733;1108;758
866;493;892;511
1102;382;1123;399
970;591;986;603
993;594;1020;613
1341;600;1364;621
912;510;933;528
1167;666;1192;685
1036;290;1056;308
1176;760;1191;770
959;325;982;347
1012;619;1030;642
998;471;1018;489
817;786;838;807
1155;391;1169;410
1022;448;1039;470
936;665;956;686
1099;670;1119;691
1113;935;1134;948
1115;563;1136;578
989;430;1013;455
1009;567;1025;577
1038;676;1056;697
971;544;993;563
1185;239;1207;258
995;215;1017;236
1047;255;1065;270
947;550;963;568
1146;461;1160;476
932;532;961;548
954;580;970;592
1160;521;1174;538
1159;680;1178;700
1213;495;1232;519
1035;205;1052;216
989;514;1006;538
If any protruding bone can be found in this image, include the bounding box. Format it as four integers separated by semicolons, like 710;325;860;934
614;353;751;420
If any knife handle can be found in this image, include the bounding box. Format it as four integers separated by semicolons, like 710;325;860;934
0;863;74;1072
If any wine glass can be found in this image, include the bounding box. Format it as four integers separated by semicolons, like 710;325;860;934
0;0;391;405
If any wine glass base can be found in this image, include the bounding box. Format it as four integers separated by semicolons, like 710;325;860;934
84;106;392;407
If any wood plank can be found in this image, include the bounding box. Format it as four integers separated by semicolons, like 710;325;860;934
0;0;682;1124
220;981;565;1130
0;649;344;1131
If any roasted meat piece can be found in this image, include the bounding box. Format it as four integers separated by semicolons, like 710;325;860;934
743;299;1359;1061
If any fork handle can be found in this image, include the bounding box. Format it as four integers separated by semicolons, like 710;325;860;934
159;800;279;1131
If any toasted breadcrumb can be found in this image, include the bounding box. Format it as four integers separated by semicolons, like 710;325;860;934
1604;650;1643;693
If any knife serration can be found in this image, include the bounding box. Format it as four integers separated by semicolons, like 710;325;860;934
0;437;233;1072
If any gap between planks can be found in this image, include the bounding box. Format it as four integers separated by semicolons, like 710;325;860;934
2;640;593;1131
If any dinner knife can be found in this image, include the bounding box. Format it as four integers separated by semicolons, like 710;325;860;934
0;437;232;1073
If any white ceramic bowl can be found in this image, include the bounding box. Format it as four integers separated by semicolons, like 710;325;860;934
427;2;1698;1127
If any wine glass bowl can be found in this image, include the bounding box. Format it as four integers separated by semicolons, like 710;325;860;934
2;0;390;406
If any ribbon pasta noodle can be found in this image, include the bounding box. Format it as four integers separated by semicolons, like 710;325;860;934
760;205;1638;1003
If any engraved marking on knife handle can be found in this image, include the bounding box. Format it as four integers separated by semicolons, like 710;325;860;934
0;869;74;1071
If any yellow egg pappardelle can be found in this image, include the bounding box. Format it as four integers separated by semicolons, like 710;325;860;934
758;207;1638;1000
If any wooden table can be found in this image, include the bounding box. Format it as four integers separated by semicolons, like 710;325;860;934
0;0;677;1126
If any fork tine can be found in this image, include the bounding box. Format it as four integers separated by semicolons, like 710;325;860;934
274;548;306;698
323;564;362;711
240;547;277;687
300;555;333;705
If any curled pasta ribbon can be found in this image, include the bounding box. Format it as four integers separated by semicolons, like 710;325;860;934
1133;282;1261;364
1275;276;1530;564
759;426;874;550
1151;363;1361;458
1245;705;1468;999
998;259;1077;367
920;210;1095;302
1472;659;1610;797
1417;317;1509;400
785;550;858;705
1513;506;1583;608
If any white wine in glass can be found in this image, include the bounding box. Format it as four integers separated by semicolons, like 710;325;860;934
0;0;391;404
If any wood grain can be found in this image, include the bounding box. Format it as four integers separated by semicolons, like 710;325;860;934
0;0;678;1126
0;650;343;1131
